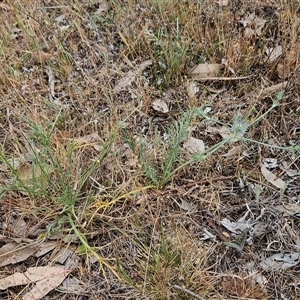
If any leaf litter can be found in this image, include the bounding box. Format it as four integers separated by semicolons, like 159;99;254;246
0;266;71;300
1;1;300;299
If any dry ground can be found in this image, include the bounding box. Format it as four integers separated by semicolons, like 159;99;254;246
0;0;300;299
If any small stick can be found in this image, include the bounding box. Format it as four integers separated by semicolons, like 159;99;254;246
194;75;252;81
173;285;207;300
276;154;300;179
207;220;228;242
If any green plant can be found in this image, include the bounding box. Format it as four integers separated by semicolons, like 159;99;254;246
0;113;120;272
138;91;298;189
147;23;189;87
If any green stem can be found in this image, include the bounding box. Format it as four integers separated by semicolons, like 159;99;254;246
241;137;294;151
160;137;233;187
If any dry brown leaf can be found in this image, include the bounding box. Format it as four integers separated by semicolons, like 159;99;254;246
261;165;286;190
73;132;103;151
273;204;300;216
152;99;169;113
176;199;197;211
35;241;59;257
0;266;71;300
17;163;52;184
187;81;200;98
190;63;222;79
3;215;27;236
184;137;205;154
206;126;237;141
257;81;288;99
60;277;86;294
260;253;299;271
114;60;152;92
31;51;57;61
241;13;267;37
0;242;37;267
223;144;242;157
265;45;282;62
216;0;229;6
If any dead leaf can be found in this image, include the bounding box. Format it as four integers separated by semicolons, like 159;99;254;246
265;45;282;62
221;58;236;75
95;0;109;14
1;214;27;236
73;132;103;151
176;199;197;211
223;144;242;157
35;241;59;257
190;63;222;79
0;242;37;267
206;126;235;140
263;158;278;168
152;99;169;113
31;51;57;61
220;218;250;235
257;81;288;99
260;253;299;271
184;136;205;154
17;163;52;187
279;161;300;177
261;165;286;190
216;0;229;6
273;204;300;216
241;13;267;37
0;266;71;300
60;277;86;294
187;81;200;98
114;60;152;92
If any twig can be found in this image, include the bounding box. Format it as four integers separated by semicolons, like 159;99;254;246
246;177;283;194
195;75;252;81
173;285;207;300
276;154;300;179
207;220;228;242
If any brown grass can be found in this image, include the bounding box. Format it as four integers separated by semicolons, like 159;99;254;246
0;0;300;299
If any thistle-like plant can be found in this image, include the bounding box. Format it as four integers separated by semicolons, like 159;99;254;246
138;90;297;188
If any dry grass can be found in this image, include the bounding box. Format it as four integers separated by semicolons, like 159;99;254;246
0;0;300;299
